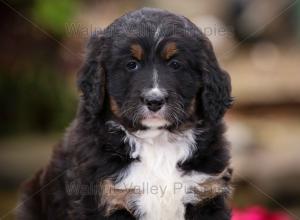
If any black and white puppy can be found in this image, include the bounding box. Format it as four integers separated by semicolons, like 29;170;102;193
17;8;233;220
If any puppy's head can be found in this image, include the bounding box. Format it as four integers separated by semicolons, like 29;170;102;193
78;8;232;130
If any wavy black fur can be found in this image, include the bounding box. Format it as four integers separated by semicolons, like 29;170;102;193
17;8;233;220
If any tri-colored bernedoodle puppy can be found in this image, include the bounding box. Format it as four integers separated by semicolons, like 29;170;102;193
17;7;233;220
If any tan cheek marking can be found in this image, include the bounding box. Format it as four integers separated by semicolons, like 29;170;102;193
175;98;197;132
100;180;137;216
162;42;177;60
109;96;121;117
131;44;143;60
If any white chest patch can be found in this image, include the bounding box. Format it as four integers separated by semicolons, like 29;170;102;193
115;128;212;220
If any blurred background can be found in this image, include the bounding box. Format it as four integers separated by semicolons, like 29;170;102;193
0;0;300;219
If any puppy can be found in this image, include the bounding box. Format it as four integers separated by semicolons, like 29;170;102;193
17;8;233;220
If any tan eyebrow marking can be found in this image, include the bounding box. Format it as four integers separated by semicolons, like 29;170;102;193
130;44;144;60
162;42;177;60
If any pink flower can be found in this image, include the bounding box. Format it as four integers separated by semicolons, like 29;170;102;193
232;206;292;220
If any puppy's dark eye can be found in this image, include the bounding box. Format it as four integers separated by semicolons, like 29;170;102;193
168;60;181;70
126;60;139;71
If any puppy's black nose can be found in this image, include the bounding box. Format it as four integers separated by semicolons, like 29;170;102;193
144;97;165;112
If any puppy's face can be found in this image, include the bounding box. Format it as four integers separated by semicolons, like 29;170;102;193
78;8;232;130
106;39;199;129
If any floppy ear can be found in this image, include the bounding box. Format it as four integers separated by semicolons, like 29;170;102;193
77;34;106;118
198;38;233;123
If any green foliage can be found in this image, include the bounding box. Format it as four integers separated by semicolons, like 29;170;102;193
32;0;78;35
297;0;300;40
0;69;77;136
0;0;79;136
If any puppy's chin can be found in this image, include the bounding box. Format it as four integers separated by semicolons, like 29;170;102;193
141;118;170;128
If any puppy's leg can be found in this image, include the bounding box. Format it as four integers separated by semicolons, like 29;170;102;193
100;179;138;217
183;167;232;204
184;168;233;220
194;168;232;202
